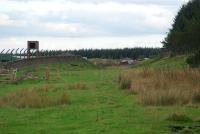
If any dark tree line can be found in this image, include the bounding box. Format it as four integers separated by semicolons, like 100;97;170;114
162;0;200;67
66;48;161;59
163;0;200;54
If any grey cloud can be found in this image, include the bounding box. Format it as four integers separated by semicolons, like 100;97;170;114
0;11;168;37
0;0;185;38
9;0;185;5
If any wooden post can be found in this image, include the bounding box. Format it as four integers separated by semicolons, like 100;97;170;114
11;69;17;81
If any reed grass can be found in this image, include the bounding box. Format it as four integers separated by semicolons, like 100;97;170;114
119;68;200;106
0;85;70;108
67;82;87;90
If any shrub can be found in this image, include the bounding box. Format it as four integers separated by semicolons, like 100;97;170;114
192;94;200;104
187;50;200;68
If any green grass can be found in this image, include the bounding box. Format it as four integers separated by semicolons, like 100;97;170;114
0;59;200;134
134;56;189;69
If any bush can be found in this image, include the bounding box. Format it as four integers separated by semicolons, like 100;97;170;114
187;50;200;68
192;94;200;104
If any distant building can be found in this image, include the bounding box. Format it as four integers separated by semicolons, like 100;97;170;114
120;58;136;65
82;57;88;60
144;58;150;60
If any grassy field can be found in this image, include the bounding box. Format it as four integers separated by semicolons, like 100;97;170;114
0;59;200;134
134;56;189;69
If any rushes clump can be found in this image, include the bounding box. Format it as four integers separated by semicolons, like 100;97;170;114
68;82;87;90
58;92;71;105
45;67;51;81
119;73;132;89
119;68;200;106
0;85;70;108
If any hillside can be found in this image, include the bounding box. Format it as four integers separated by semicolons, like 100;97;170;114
134;56;189;69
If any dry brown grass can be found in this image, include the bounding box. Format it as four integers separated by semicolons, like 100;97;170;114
0;85;70;108
58;93;71;105
67;82;87;90
119;68;200;106
45;67;51;81
55;68;62;80
119;73;131;89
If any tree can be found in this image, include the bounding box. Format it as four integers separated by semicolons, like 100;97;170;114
163;0;200;54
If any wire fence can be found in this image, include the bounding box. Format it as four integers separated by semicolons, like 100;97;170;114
0;48;71;62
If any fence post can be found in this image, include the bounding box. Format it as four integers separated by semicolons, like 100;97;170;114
24;49;27;59
10;49;15;61
20;48;24;59
5;49;10;62
40;49;43;57
0;49;5;62
15;48;19;60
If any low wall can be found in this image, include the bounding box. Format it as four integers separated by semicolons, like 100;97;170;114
3;56;82;69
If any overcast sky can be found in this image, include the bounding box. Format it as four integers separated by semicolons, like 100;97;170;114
0;0;189;50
